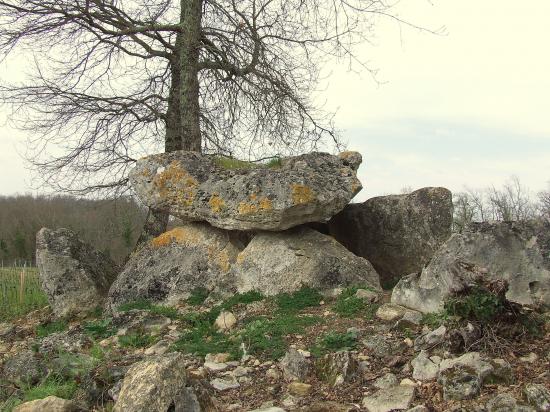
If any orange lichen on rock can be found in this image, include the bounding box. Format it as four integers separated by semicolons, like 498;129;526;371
209;194;225;213
291;184;315;205
150;227;199;248
238;195;274;215
258;197;273;211
152;161;198;207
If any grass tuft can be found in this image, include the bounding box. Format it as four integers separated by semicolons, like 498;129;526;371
187;287;210;306
310;331;358;357
118;299;180;320
83;318;116;340
118;332;157;348
35;320;68;338
276;287;323;313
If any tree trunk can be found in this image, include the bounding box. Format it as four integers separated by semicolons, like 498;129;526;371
135;1;203;251
179;0;202;152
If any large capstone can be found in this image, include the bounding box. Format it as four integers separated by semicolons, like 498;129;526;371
329;187;453;286
129;150;363;231
392;220;550;313
226;227;381;296
36;228;118;318
106;223;244;310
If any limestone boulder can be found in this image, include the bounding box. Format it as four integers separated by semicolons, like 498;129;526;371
113;353;203;412
36;228;118;318
13;396;80;412
227;227;380;296
107;223;243;310
392;220;550;313
329;187;453;286
130;150;363;231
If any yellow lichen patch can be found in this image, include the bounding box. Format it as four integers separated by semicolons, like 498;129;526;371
236;251;246;265
238;202;259;215
209;194;225;213
150;227;200;248
250;193;258;201
152;161;198;207
291;184;315;205
351;181;362;193
258;197;273;211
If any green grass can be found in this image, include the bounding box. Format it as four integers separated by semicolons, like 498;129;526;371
0;267;48;321
118;299;180;320
187;287;210;306
174;311;321;361
276;287;323;313
445;287;504;322
333;295;367;318
35;320;68;338
83;318;117;340
118;332;158;348
1;375;78;411
310;331;358;357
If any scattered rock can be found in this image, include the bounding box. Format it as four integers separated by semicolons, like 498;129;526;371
392;220;550;313
266;368;281;380
13;396;80;412
1;350;46;386
411;350;439;381
519;352;539;363
205;353;232;364
362;385;415;412
38;329;91;355
230;226;380;296
376;303;408;322
247;407;286;412
210;377;240;391
36;227;118;318
315;350;359;386
304;401;354;411
281;348;310;381
438;352;494;381
113;353;199;412
414;325;447;351
394;311;423;331
523;384;550;411
486;393;535;412
204;361;229;373
288;382;312;396
487;359;514;384
329;187;453;285
363;335;405;358
130;150;363;231
215;311;237;331
406;406;430;412
107;223;243;309
438;364;481;401
374;373;398;389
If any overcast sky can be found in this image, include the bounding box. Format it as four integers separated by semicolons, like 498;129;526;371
1;0;549;201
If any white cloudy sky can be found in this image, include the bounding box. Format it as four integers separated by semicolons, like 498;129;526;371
1;0;549;200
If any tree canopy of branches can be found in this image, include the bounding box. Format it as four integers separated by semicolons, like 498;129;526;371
0;0;414;196
452;176;547;232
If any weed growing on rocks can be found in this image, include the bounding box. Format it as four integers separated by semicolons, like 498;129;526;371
83;318;116;340
276;287;323;313
118;299;181;320
35;320;68;338
118;332;157;348
187;287;210;306
310;331;358;356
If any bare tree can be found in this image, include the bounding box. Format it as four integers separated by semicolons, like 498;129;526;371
0;1;437;239
539;183;550;218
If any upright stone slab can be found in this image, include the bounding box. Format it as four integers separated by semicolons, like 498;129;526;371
107;223;243;310
329;187;453;286
36;228;118;318
392;220;550;313
129;150;363;231
228;227;381;296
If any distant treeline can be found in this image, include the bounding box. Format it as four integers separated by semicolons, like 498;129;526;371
0;194;147;265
